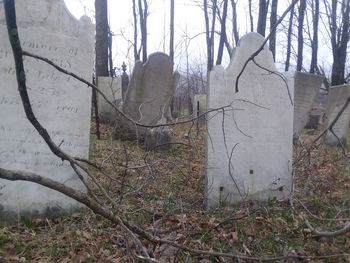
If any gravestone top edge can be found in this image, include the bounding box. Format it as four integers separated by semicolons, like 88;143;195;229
330;84;350;89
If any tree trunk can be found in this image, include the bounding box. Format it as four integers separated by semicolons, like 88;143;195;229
248;0;254;32
132;0;140;61
269;0;278;61
209;0;217;70
296;0;306;71
310;0;319;73
257;0;269;36
231;0;239;46
95;0;109;77
170;0;175;62
138;0;148;63
216;0;228;65
285;4;294;71
94;0;109;140
204;0;211;72
329;0;350;85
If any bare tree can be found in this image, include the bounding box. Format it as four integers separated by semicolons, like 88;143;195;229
203;0;217;71
138;0;148;63
296;0;306;71
269;0;278;60
95;0;109;77
324;0;350;85
248;0;254;32
257;0;269;36
285;4;295;71
216;0;229;65
309;0;319;73
231;0;240;46
170;0;175;62
132;0;140;61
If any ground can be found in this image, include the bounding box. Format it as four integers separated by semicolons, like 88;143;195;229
0;121;349;262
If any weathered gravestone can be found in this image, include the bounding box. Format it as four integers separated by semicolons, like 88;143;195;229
120;52;178;148
206;33;294;207
293;72;323;139
192;94;207;124
322;84;350;146
0;0;94;220
97;76;122;123
305;86;328;129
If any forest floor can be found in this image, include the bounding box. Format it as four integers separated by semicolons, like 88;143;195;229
0;120;350;262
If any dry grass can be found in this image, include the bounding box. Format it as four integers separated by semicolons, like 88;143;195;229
1;122;349;262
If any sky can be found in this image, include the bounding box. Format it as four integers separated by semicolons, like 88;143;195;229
64;0;337;77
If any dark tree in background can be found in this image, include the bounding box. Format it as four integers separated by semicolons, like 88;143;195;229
248;0;254;32
285;4;294;71
94;0;109;139
324;0;350;85
296;0;306;71
95;0;109;77
230;0;239;46
138;0;148;63
269;0;278;61
216;0;229;65
170;0;175;62
257;0;269;36
309;0;319;73
132;0;140;61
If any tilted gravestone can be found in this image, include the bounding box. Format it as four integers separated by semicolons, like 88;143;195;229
97;76;122;123
120;52;177;148
293;72;323;139
192;94;207;124
322;84;350;146
206;33;294;207
0;0;94;220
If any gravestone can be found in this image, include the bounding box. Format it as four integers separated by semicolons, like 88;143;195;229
322;84;350;146
206;33;294;207
97;76;122;123
305;86;328;129
120;52;177;146
192;94;207;124
293;72;323;138
0;0;94;220
121;62;129;100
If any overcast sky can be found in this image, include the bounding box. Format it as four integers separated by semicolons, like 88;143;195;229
64;0;336;76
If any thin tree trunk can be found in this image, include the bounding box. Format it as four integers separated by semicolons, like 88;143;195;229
94;0;109;139
310;0;319;73
132;0;139;61
170;0;175;62
269;0;278;61
296;0;306;71
139;0;148;63
216;0;228;65
204;0;211;72
329;0;350;85
248;0;254;32
285;4;294;71
231;0;239;46
257;0;269;36
209;0;217;70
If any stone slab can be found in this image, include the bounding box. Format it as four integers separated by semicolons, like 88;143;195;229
293;72;323;138
97;76;122;123
322;84;350;145
206;33;294;207
0;0;94;220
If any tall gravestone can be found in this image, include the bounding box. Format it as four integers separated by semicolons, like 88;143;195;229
293;72;323;138
0;0;94;220
206;33;294;207
97;76;122;123
120;52;178;146
322;84;350;146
